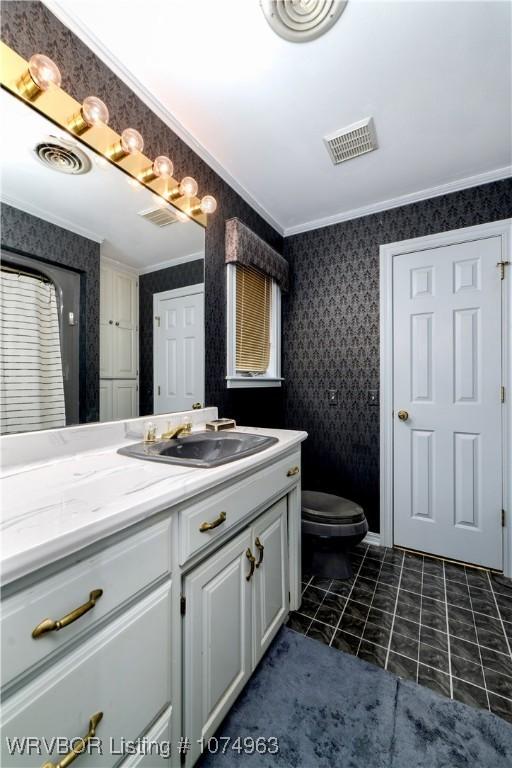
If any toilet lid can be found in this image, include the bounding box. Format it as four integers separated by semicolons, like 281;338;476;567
302;490;365;525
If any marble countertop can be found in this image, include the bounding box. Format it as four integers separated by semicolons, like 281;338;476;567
1;425;307;585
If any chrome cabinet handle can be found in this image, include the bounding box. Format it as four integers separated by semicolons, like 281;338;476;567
32;590;103;639
287;466;300;477
199;511;227;532
246;548;256;581
255;537;264;568
41;712;103;768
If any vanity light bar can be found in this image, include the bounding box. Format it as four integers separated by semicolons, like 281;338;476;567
0;43;216;226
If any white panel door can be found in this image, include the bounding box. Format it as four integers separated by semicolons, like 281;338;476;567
113;380;138;420
393;236;503;568
113;271;137;378
183;528;252;766
99;265;114;378
253;497;289;666
154;287;204;414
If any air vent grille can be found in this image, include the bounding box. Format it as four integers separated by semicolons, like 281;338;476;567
34;137;91;175
324;117;377;165
138;206;179;228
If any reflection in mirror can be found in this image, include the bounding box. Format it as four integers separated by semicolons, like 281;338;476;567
0;89;205;435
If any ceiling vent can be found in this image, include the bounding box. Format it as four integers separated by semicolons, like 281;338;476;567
34;136;91;174
324;117;378;165
138;206;180;228
260;0;348;43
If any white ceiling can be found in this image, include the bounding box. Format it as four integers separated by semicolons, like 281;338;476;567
0;90;204;270
46;1;511;235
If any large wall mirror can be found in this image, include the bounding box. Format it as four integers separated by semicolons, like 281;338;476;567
0;88;206;435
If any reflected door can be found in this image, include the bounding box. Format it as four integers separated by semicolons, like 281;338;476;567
154;285;204;414
393;236;503;568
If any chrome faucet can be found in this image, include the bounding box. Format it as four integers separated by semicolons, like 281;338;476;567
160;422;192;440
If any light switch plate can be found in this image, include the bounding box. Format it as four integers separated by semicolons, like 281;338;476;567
368;389;379;406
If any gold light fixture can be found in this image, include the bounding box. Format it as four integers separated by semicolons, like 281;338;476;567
140;155;174;183
2;42;217;225
190;195;218;216
167;176;198;201
68;96;109;134
17;53;61;100
108;128;144;161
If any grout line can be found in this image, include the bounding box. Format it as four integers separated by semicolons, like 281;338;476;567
464;567;491;711
328;547;369;647
384;551;407;670
442;560;454;699
416;557;425;684
486;569;512;660
355;547;389;656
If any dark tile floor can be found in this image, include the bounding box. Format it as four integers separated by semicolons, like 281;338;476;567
287;542;512;723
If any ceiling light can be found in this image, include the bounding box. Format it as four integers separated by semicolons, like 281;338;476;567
190;195;217;215
140;155;174;183
69;96;109;134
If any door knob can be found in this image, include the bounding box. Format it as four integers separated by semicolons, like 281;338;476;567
397;410;409;422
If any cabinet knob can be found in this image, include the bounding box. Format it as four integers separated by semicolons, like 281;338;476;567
115;321;120;326
41;712;103;768
108;320;113;325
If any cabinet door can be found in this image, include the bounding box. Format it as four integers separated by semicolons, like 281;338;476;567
100;265;114;378
99;379;113;421
253;497;289;666
113;271;137;378
184;528;252;765
113;380;138;420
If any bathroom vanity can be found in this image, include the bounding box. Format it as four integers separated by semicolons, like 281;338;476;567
0;409;306;767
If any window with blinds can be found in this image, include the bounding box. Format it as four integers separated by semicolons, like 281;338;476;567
235;264;272;374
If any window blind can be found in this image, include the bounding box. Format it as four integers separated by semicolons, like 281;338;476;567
236;264;272;374
0;270;66;434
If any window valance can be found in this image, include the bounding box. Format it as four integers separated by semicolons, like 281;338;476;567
225;218;289;292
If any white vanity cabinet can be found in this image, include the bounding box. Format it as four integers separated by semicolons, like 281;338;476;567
183;497;288;765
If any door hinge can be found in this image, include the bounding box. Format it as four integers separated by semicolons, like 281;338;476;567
497;260;510;280
155;315;161;327
502;509;506;527
501;385;506;403
180;595;186;615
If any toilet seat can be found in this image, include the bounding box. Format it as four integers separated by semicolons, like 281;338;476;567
302;490;365;525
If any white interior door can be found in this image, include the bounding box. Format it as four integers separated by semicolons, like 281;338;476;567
154;285;204;414
393;236;503;568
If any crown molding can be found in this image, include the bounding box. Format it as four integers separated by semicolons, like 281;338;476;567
138;251;205;275
284;166;512;236
1;191;104;243
43;1;285;236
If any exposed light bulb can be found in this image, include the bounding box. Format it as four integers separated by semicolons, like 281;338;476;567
120;128;144;155
28;53;62;91
179;176;198;198
200;195;217;215
153;155;173;179
81;96;109;127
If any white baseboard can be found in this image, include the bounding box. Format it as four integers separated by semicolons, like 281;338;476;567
363;532;381;547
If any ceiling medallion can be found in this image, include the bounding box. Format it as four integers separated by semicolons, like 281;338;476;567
260;0;348;42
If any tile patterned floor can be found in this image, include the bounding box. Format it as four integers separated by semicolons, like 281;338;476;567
287;542;512;723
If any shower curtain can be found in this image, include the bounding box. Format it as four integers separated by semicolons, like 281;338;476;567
0;269;66;434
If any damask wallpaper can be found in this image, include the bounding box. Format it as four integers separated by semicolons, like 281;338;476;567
0;0;284;425
139;259;205;416
1;203;100;423
283;179;512;532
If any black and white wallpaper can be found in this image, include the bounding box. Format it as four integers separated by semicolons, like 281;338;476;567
1;203;100;423
283;179;512;532
139;259;204;416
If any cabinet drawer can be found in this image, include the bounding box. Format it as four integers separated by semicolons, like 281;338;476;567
1;583;171;768
179;450;300;565
2;518;171;688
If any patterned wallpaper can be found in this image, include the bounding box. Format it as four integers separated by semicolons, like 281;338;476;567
1;203;100;423
139;259;205;416
0;1;285;426
283;179;512;532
